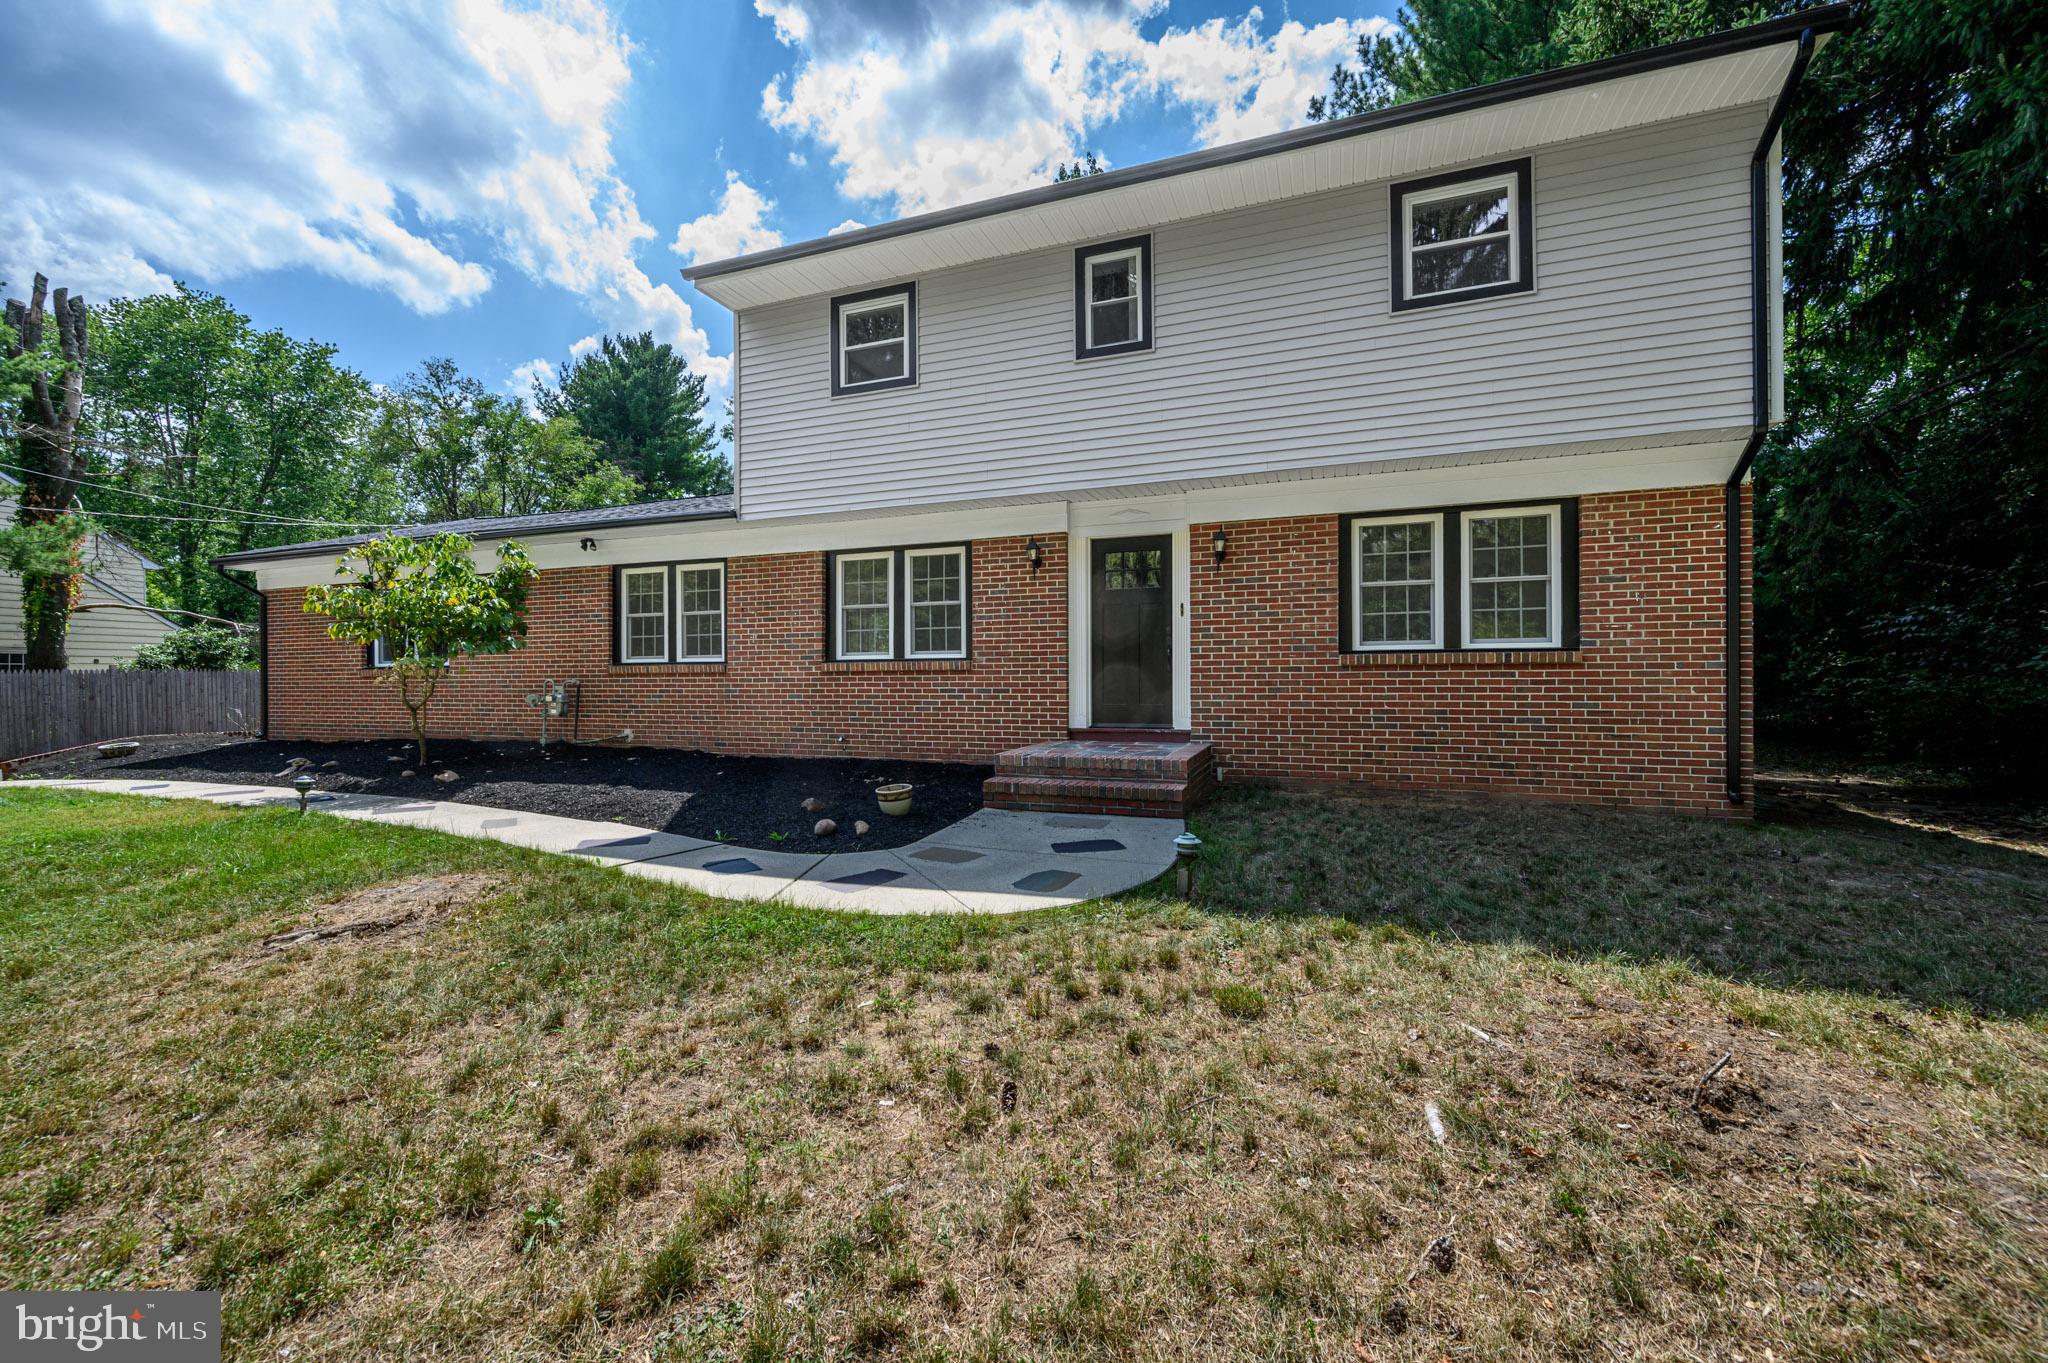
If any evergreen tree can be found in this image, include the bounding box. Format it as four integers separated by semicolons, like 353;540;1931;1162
533;333;729;498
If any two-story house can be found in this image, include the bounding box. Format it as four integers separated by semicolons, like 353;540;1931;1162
2;472;180;669
223;9;1847;817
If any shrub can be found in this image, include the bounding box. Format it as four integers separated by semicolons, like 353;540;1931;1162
124;624;255;671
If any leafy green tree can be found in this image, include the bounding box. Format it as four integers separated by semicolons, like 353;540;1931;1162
534;333;729;497
303;532;539;765
124;624;256;671
87;285;390;623
1315;0;2048;776
1054;153;1105;181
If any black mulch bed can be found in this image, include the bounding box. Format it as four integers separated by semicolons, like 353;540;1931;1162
14;736;991;853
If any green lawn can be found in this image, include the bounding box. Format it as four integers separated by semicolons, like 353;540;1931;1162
1;784;2042;1361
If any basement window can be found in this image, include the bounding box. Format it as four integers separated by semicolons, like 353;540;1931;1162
1391;158;1533;310
831;284;917;394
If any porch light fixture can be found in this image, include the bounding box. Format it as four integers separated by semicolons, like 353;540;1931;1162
1211;528;1228;567
1025;536;1043;572
292;773;317;813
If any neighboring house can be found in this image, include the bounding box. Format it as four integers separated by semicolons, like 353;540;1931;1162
1;471;179;669
222;10;1848;816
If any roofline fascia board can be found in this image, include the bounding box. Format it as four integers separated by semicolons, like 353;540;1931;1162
210;508;739;569
682;6;1852;285
1724;22;1823;805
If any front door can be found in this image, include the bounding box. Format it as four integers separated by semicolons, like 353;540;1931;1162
1090;535;1172;727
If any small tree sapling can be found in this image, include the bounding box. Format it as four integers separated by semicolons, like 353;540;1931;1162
303;532;538;766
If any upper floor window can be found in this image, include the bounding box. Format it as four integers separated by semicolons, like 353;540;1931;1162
1074;236;1152;358
1340;499;1576;652
1390;158;1533;311
831;283;917;395
829;544;970;661
616;561;725;664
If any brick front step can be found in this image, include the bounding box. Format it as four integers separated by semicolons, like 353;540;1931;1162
985;738;1217;816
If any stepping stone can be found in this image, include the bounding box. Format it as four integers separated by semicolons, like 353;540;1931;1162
703;857;762;874
1047;815;1110;829
825;867;906;890
909;847;985;864
1012;869;1081;893
480;817;519;829
1051;838;1126;854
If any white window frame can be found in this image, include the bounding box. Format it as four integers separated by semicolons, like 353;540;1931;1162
1082;246;1145;352
837;293;911;391
1350;513;1444;652
834;550;896;661
1460;504;1563;649
675;562;726;663
370;636;397;669
904;545;968;660
618;566;671;664
1400;169;1522;305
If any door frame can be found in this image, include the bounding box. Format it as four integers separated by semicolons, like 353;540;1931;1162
1067;500;1191;731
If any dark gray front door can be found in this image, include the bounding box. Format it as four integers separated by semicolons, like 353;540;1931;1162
1090;535;1172;727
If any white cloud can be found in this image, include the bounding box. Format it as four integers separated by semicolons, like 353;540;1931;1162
0;0;729;385
672;173;784;266
506;356;557;401
569;334;602;359
827;219;868;236
755;0;1384;216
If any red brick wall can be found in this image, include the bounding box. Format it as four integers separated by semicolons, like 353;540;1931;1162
265;490;1752;811
265;534;1071;765
1188;485;1751;813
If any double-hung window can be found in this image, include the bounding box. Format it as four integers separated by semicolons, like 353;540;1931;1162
1463;508;1560;648
1390;158;1533;310
831;284;917;394
369;636;402;669
616;561;724;664
1351;515;1442;650
829;544;970;661
1074;236;1152;358
1341;501;1574;652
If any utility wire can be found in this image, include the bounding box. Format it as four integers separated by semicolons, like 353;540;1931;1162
0;449;406;530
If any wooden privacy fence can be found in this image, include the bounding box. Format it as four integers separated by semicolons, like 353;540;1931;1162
0;669;262;760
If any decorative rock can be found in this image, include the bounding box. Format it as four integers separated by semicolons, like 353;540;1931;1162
401;770;416;778
800;797;826;813
94;741;141;760
854;820;870;836
434;771;459;784
813;818;838;837
387;755;405;763
321;760;339;768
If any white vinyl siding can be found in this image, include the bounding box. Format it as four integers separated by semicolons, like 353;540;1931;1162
619;567;669;663
835;552;894;659
735;104;1763;520
1462;506;1562;647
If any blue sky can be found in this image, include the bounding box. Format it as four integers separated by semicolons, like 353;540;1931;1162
0;0;1392;409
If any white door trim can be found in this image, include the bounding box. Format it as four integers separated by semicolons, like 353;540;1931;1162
1067;498;1192;731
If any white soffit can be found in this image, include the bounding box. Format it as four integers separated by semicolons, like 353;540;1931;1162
693;42;1801;311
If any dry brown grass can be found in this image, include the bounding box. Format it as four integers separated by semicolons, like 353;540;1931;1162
1;784;2043;1361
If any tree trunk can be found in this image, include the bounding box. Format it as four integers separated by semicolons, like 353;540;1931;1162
6;274;90;671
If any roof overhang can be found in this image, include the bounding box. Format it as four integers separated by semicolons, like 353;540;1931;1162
685;8;1847;311
211;503;735;570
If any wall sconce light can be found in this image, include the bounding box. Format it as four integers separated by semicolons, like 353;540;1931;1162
580;537;598;552
1025;536;1043;572
1211;527;1228;567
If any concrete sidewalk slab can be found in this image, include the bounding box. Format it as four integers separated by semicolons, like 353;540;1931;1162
9;778;1183;916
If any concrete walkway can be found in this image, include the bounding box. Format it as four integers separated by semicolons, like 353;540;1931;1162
8;777;1182;915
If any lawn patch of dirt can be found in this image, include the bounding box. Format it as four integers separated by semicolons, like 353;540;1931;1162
14;735;990;852
243;873;508;963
